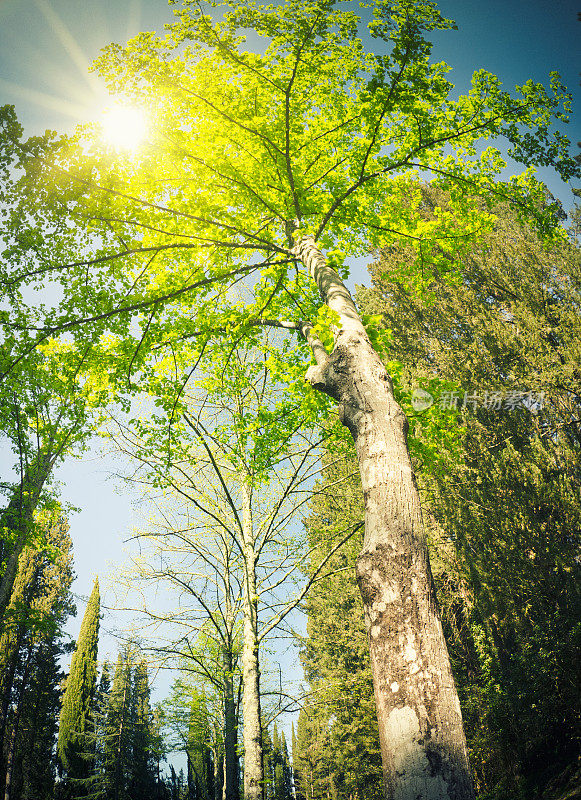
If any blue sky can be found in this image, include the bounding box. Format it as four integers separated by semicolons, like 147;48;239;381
0;0;579;752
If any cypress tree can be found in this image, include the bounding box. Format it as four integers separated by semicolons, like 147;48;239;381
88;661;112;797
272;727;292;800
128;659;158;799
98;645;163;800
103;649;133;800
57;577;100;790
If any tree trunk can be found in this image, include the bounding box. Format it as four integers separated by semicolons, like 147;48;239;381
213;745;223;800
3;721;17;800
241;483;263;800
222;566;240;800
295;236;474;800
223;654;240;800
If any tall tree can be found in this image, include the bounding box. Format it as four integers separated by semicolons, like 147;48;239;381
271;726;292;800
357;186;581;795
57;578;101;795
102;649;133;800
163;676;222;800
0;107;122;629
186;691;215;800
93;645;165;800
109;338;350;800
297;457;383;800
0;508;74;800
293;706;334;800
128;660;158;800
90;661;113;799
262;723;274;800
6;1;579;794
291;724;303;800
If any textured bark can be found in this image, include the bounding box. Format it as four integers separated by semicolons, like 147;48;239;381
214;747;223;800
3;719;17;800
295;236;474;800
241;484;263;800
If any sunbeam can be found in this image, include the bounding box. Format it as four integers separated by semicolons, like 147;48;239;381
100;103;148;151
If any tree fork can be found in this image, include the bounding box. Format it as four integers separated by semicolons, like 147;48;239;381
295;235;474;800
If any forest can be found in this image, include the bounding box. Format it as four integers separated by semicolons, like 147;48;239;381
0;0;579;799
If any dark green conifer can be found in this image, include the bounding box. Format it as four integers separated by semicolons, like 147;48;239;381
297;456;383;800
272;727;292;800
261;722;274;800
103;649;133;800
57;577;100;789
291;723;304;800
128;659;158;799
0;510;74;800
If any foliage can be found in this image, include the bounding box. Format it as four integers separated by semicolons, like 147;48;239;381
128;660;160;799
294;456;383;800
1;0;579;793
163;673;226;800
2;0;576;391
107;336;336;799
358;186;581;797
0;508;74;800
91;644;161;800
270;725;293;800
0;107;118;628
57;577;100;792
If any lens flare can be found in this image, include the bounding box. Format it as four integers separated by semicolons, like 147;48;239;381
101;104;147;151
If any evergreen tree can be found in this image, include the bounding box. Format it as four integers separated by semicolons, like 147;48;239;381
90;646;164;800
17;637;68;799
88;661;112;799
128;660;158;800
293;706;334;800
57;578;100;794
261;724;274;800
102;648;133;800
0;509;74;800
295;457;383;800
290;724;304;800
12;0;577;792
271;726;292;800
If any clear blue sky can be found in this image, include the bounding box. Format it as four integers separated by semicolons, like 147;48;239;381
0;0;579;746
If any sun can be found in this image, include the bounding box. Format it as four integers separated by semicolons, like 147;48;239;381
101;104;148;152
